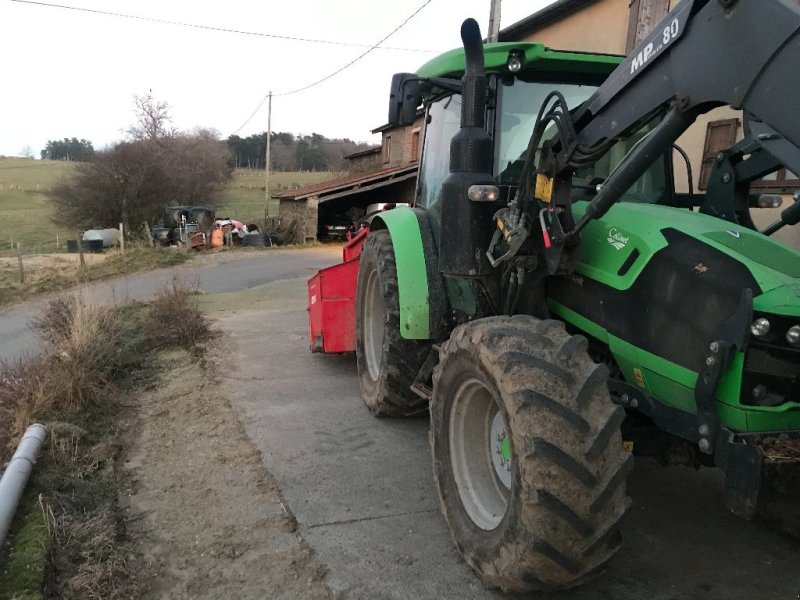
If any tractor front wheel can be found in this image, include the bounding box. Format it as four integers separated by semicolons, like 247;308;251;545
355;229;429;417
430;315;632;593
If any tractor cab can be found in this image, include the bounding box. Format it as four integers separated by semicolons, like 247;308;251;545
403;44;672;242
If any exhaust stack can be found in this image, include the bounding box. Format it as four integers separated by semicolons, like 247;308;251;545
438;18;498;278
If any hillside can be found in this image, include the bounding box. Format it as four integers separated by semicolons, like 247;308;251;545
0;158;341;255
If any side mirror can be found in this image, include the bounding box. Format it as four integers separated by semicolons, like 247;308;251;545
388;73;421;128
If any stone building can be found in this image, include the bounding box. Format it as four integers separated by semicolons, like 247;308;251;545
276;113;424;242
342;148;381;174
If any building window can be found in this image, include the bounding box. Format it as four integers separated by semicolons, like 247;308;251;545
698;118;739;190
626;0;670;53
411;129;421;162
382;136;391;164
752;168;800;192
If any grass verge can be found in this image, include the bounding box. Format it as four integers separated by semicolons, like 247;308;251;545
0;247;189;309
0;282;211;599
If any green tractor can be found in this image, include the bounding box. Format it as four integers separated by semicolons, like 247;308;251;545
324;0;800;593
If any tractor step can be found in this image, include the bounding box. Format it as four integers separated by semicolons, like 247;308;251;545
410;345;440;401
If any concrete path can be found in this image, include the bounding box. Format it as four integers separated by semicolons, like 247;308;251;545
210;274;800;600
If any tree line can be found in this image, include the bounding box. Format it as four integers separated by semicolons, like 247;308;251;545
41;131;377;172
40;138;95;161
226;132;376;172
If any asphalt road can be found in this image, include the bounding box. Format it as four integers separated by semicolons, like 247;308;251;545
209;267;800;600
0;246;341;363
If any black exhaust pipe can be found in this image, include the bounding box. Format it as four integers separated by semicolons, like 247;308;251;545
438;18;498;278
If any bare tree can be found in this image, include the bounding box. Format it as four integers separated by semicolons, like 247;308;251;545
127;93;174;141
48;132;232;234
19;145;34;159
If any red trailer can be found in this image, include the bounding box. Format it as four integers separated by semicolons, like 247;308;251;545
307;228;368;353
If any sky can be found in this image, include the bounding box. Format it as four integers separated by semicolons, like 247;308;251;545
0;0;555;157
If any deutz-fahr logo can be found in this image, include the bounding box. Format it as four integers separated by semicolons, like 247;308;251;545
607;228;629;251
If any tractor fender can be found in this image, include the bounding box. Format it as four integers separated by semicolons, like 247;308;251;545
370;207;449;340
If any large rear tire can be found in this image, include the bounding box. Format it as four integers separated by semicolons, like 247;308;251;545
355;230;429;417
430;315;632;593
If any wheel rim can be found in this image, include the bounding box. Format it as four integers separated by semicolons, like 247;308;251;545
449;377;511;530
362;267;384;381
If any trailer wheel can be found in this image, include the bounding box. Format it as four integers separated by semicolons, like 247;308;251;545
356;229;429;417
431;315;632;593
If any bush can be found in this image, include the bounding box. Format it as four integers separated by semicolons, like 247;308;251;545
146;279;212;350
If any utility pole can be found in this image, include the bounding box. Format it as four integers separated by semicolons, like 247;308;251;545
264;91;273;228
488;0;501;42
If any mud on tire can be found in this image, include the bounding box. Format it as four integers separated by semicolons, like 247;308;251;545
430;315;632;593
355;229;429;417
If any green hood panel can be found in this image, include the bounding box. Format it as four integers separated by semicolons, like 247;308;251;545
753;284;800;316
704;229;800;278
573;202;800;295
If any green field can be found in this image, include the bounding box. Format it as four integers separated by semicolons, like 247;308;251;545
0;158;342;256
219;169;343;226
0;159;75;255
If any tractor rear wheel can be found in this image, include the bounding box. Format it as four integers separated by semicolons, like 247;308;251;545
430;315;632;593
355;229;429;417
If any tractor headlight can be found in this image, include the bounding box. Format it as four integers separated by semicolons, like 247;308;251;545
467;185;500;202
787;325;800;345
507;50;524;73
751;318;771;337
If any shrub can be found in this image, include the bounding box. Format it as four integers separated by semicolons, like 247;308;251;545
146;279;212;350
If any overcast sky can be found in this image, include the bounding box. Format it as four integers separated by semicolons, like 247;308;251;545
0;0;555;157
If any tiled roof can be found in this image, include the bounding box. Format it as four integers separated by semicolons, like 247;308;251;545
343;147;380;160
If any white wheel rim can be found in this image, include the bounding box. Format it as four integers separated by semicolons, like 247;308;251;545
449;377;511;530
362;268;384;381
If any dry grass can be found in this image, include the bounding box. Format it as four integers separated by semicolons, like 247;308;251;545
145;279;212;350
0;280;217;599
0;247;189;309
0;302;145;466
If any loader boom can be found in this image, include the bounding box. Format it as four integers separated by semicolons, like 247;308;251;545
523;0;800;262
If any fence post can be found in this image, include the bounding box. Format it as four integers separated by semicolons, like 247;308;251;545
119;223;125;255
16;243;24;283
75;233;86;270
143;222;154;247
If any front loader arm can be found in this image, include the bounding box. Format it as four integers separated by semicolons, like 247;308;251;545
522;0;800;270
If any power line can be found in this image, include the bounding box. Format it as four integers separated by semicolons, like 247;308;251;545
230;0;434;136
10;0;438;53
